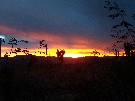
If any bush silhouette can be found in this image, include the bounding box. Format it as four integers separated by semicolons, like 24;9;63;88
56;49;65;63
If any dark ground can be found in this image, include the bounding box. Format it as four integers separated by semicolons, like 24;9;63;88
0;56;135;101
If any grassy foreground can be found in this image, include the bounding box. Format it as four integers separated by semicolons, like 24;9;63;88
0;57;135;101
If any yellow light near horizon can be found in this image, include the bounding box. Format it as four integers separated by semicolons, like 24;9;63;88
1;47;122;58
64;53;84;58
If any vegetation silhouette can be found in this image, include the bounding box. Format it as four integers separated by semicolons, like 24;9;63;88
91;50;100;56
35;40;47;55
8;37;18;48
113;49;119;60
0;37;49;68
124;42;134;56
104;1;135;60
56;49;65;64
2;37;30;57
26;40;47;68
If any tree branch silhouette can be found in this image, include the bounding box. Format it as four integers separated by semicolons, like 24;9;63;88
104;1;135;56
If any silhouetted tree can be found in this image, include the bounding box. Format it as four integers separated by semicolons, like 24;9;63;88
39;40;47;55
8;37;18;48
104;1;135;57
124;42;134;56
6;37;29;64
92;50;100;56
114;49;119;57
56;49;65;63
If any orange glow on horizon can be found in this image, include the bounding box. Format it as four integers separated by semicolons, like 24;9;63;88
1;46;125;58
0;25;117;58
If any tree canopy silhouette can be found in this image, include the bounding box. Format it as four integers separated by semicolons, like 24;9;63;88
56;49;65;64
104;0;135;56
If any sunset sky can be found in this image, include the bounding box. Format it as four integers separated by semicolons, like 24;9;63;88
0;0;135;57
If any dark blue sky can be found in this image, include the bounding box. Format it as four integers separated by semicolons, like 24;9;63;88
0;0;135;56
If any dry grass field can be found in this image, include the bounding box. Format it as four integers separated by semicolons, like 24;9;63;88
0;56;135;101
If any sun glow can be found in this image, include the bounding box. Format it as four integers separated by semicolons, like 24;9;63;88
1;47;119;58
64;53;84;58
